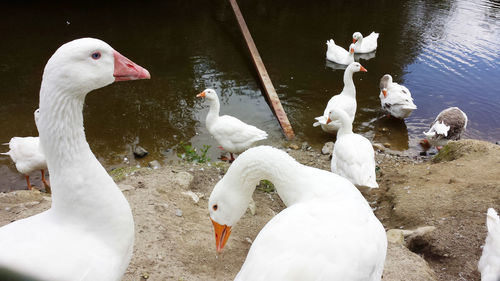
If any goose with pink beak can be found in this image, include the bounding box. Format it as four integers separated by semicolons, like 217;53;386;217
0;38;149;281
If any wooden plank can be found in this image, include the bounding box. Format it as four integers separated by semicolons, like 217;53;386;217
228;0;295;140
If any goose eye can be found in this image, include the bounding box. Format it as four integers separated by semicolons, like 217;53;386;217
91;52;101;60
213;204;218;211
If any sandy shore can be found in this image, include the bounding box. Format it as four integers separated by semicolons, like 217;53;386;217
0;139;498;280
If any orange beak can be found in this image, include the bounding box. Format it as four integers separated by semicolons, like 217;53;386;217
360;65;368;72
196;91;206;98
350;48;354;54
353;38;357;44
326;117;332;124
382;89;387;98
211;218;232;253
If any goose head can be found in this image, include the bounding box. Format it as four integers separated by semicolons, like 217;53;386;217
208;176;249;253
346;62;367;73
326;107;347;124
42;38;150;97
349;43;355;55
353;32;363;43
379;74;393;98
196;88;218;101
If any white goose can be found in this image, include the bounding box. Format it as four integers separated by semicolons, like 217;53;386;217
478;208;500;281
326;40;355;65
208;146;387;280
0;38;150;281
379;74;417;119
327;107;378;188
352;32;379;53
422;107;468;149
1;109;49;191
313;62;367;133
197;89;268;161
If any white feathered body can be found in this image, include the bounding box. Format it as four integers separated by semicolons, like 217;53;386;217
332;133;378;188
207;115;267;154
235;197;386;281
379;83;417;119
0;203;133;281
326;39;354;65
478;208;500;281
2;137;46;175
354;32;379;53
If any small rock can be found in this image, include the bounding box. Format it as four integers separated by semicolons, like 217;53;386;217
181;191;200;204
387;229;405;244
381;127;389;132
448;178;458;184
301;142;310;151
154;203;168;212
245;237;253;244
133;146;149;158
288;143;300;150
383;142;391;148
372;143;385;151
173;172;194;189
384;242;437;280
175;209;183;217
148;160;161;170
321;142;334;155
405;226;436;238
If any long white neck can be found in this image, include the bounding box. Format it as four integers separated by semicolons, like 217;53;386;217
334;109;354;137
38;78;133;242
354;37;363;49
224;147;316;207
342;68;356;97
205;97;220;129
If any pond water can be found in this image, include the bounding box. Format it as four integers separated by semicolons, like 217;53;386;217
0;0;499;191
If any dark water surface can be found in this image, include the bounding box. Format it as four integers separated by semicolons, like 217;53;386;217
0;0;499;191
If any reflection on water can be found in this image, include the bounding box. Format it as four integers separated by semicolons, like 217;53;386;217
0;0;499;191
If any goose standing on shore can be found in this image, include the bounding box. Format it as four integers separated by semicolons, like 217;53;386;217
1;109;49;192
422;107;468;149
209;146;387;280
0;38;150;281
313;62;367;133
478;208;500;281
352;32;379;53
327;107;378;188
197;89;267;162
379;74;417;119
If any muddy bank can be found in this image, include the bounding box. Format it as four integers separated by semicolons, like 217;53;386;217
0;139;498;280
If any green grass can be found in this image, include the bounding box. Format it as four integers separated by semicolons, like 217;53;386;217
177;141;211;163
257;179;275;193
109;166;145;182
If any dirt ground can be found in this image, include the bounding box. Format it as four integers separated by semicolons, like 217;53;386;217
0;139;498;281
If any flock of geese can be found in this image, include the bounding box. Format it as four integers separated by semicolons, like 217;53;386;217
0;37;498;281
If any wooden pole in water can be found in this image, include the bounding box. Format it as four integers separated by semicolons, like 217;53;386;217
228;0;295;140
